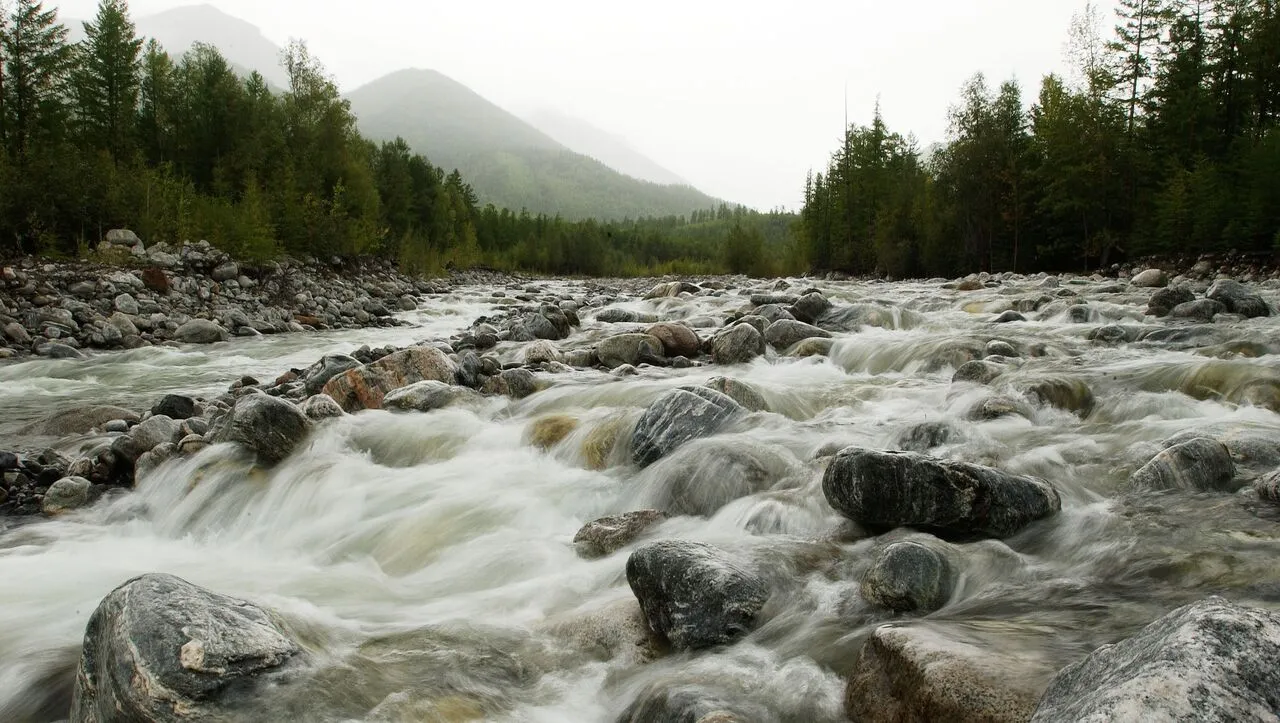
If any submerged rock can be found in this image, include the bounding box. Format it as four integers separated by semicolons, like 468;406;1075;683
626;540;768;650
1016;377;1095;417
631;387;744;468
1129;437;1238;492
573;510;668;559
1207;279;1270;318
322;346;456;411
1030;597;1280;722
1147;284;1196;317
383;380;479;413
211;395;311;465
763;319;831;351
20;405;140;437
861;541;954;614
527;414;579;450
704;376;769;412
643;438;797;516
70;573;300;723
823;448;1060;539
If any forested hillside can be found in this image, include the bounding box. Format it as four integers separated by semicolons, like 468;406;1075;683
800;0;1280;277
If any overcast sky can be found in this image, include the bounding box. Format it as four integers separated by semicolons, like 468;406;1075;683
58;0;1113;210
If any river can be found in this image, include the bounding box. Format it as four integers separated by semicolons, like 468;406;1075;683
3;275;1280;721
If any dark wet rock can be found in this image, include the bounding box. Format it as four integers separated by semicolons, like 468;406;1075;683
39;342;88;359
322;346;456;412
712;323;766;365
597;333;665;369
1129;437;1238;492
1015;377;1095;417
618;686;752;723
173;318;229;344
483;368;538;399
823;448;1060;539
150;394;196;421
849;623;1055;723
1147;284;1197;317
763;319;830;351
210;395;311;465
704;376;768;412
646;322;701;358
301;355;362;396
1169;298;1226;321
965;395;1034;422
626;540;768;651
993;310;1026;324
43;476;92;514
750;293;798;307
1164;424;1280;473
752;304;795;324
1031;597;1280;722
1207;279;1270;318
632;387;744;468
299;394;344;421
1088;325;1134;346
383;380;479;413
952;360;1005;385
790;292;833;324
20;405;140;437
861;541;954;614
1066;305;1093;323
70;573;300;723
985;340;1018;357
454;350;484;389
896;422;957;453
596;308;653;324
573;510;668;559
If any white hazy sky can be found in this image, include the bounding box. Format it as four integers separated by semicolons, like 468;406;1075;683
57;0;1114;210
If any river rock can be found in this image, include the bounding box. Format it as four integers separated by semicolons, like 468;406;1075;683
823;448;1061;539
1169;298;1226;321
1129;436;1238;492
763;319;831;351
322;346;456;412
1130;269;1168;288
790;292;833;324
595;308;644;323
20;405;140;436
1207;279;1270;318
173;319;228;344
1016;377;1095;417
1030;597;1280;722
848;623;1052;723
129;415;180;453
527;415;579;450
482;368;538;399
597;333;665;369
211;395;311;465
210;261;239;282
573;510;668;559
43;476;92;514
632;387;744;468
862;541;955;614
70;573;301;723
150;394;196;420
112;293;139;315
523;339;564;365
383;380;478;413
704;376;768;412
626;540;769;650
953;360;1005;385
896;421;958;452
713;323;766;365
1147;284;1196;316
302;354;362;395
646;322;701;358
993;310;1026;323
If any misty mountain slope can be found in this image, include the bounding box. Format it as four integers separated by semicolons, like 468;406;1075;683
524;108;689;187
347;69;724;220
136;4;289;88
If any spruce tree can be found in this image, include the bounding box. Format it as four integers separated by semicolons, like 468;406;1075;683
136;38;172;165
72;0;142;158
1109;0;1170;138
1;0;70;161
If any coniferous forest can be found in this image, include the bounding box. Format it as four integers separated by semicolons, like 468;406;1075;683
0;0;1276;278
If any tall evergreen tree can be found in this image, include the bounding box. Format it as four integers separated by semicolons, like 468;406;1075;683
135;38;171;165
72;0;142;158
1109;0;1170;137
1;0;71;161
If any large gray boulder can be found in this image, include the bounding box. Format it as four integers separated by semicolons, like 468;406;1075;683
70;573;300;723
382;380;480;412
1130;268;1168;288
1207;279;1270;318
573;510;668;559
823;448;1061;539
626;540;768;650
1031;597;1280;722
301;354;361;395
861;541;955;614
173;319;229;344
20;405;140;436
1148;284;1196;317
764;319;831;351
211;395;311;465
631;387;744;468
596;333;665;369
1129;437;1238;492
713;323;766;365
129;415;180;454
43;476;92;515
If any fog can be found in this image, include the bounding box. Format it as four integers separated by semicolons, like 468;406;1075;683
58;0;1114;210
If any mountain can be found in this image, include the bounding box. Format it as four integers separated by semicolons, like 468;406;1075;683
523;109;688;187
347;69;723;221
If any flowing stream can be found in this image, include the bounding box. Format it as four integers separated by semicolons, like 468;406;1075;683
4;275;1280;721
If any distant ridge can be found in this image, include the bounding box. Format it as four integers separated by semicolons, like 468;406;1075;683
523;108;689;187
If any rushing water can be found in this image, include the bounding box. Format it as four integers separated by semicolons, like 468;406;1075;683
4;275;1280;721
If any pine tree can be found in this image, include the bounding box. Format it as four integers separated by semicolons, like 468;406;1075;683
0;2;9;149
72;0;142;158
1109;0;1170;137
136;38;171;164
1;0;71;161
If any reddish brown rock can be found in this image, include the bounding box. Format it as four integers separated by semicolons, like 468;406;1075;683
140;267;169;294
646;322;701;358
322;346;457;412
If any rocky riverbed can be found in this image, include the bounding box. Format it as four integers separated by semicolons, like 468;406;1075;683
4;264;1280;721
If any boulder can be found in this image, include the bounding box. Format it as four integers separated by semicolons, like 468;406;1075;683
1169;298;1226;321
848;623;1053;723
597;333;665;369
993;310;1026;323
527;414;579;450
1016;377;1095;418
140;267;170;294
299;394;344;421
573;510;668;559
150;394;196;421
103;228;142;247
129;415;179;453
1129;437;1238;492
595;308;644;324
20;405;140;437
763;319;831;351
481;368;538;399
43;476;92;515
112;293;139;315
646;322;701;358
632;387;744;468
952;360;1005;386
523;339;564;365
1130;269;1168;288
173;319;228;344
210;261;240;282
644;438;797;516
704;377;768;412
70;573;300;723
713;323;766;365
1147;284;1196;317
302;354;362;395
211;395;311;465
822;448;1060;539
862;541;954;614
322;346;456;412
1207;279;1270;318
790;292;833;324
383;380;477;413
626;540;768;650
1031;597;1280;722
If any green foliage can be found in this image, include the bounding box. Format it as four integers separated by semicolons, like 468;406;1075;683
71;0;142;157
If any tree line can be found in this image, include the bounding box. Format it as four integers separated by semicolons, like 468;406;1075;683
801;0;1280;277
0;0;793;277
